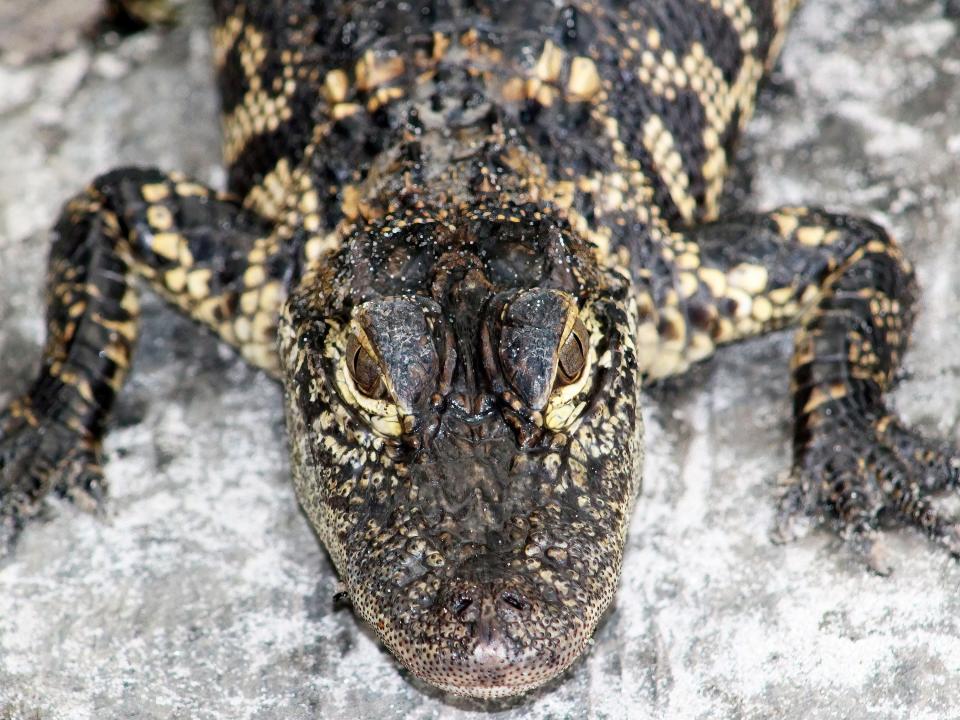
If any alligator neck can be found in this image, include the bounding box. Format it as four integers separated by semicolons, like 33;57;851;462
351;124;570;229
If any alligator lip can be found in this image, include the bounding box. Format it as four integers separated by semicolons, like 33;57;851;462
418;636;591;699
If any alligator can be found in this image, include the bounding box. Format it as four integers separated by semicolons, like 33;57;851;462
1;0;958;699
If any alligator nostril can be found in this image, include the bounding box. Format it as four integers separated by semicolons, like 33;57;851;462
499;590;528;612
452;595;475;618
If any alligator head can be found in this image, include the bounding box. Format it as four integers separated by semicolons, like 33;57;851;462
279;202;642;698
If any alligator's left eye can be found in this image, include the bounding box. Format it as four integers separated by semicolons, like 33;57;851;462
556;317;588;386
490;288;596;415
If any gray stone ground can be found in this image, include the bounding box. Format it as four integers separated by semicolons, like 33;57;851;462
1;1;959;718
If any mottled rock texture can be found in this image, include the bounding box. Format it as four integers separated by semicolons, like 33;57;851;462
1;1;959;718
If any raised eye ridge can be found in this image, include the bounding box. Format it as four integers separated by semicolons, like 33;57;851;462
491;288;590;412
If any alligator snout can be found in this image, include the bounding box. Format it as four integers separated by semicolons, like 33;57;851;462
330;428;635;697
381;577;592;698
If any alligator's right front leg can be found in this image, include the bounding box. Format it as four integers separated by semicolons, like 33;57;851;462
0;167;291;548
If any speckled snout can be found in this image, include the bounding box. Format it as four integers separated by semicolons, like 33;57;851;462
335;445;631;698
409;582;593;698
350;550;603;699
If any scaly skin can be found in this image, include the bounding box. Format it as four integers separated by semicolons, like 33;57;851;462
1;0;958;699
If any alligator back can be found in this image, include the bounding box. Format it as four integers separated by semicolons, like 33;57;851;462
213;0;799;243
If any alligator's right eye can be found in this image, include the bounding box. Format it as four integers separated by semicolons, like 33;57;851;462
346;333;386;399
556;316;588;386
493;288;595;413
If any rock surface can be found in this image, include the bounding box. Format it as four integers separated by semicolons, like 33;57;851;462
1;2;959;718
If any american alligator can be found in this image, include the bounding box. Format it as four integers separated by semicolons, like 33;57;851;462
1;0;958;700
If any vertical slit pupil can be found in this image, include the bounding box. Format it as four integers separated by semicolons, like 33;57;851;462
347;334;385;398
557;320;587;384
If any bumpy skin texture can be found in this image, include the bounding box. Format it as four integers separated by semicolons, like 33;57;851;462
1;0;959;699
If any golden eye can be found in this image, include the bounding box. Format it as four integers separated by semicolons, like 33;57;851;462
346;333;386;399
556;317;588;386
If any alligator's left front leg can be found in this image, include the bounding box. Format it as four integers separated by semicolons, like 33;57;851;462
636;207;960;570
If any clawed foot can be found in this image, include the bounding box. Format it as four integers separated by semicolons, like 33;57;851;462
773;414;960;574
0;396;107;554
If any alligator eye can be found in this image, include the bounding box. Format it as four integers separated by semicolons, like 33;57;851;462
556;317;588;386
346;333;386;399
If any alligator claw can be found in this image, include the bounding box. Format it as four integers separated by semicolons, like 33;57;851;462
0;395;107;552
779;412;960;573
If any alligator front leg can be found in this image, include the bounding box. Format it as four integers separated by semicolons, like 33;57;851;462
0;167;292;548
638;207;960;570
775;212;960;572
